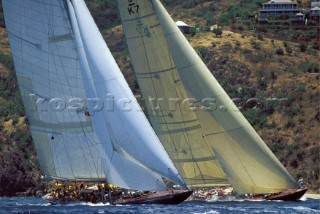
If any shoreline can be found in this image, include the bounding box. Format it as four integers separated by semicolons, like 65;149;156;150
1;194;320;200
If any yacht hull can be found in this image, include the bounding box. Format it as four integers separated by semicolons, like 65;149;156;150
46;189;193;205
250;188;308;201
116;190;193;205
265;188;308;201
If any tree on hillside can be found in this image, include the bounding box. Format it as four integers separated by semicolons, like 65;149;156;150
213;27;223;38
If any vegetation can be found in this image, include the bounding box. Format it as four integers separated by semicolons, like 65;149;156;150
0;0;319;196
84;0;120;30
0;44;41;196
213;28;223;37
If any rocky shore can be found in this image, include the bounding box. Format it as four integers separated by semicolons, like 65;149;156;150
15;187;46;198
0;150;48;197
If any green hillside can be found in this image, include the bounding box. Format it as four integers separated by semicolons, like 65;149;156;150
0;0;319;196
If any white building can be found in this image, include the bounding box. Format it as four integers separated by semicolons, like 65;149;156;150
310;2;320;19
259;0;301;18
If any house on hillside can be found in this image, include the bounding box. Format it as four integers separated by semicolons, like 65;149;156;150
258;0;302;19
310;6;320;16
310;2;320;20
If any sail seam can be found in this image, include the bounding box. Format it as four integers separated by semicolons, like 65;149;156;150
130;7;186;185
37;0;59;178
42;0;77;179
135;66;176;76
67;0;102;178
6;31;40;48
160;17;210;185
203;125;251;137
121;12;156;22
224;132;257;188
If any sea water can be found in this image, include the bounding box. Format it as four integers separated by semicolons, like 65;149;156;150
0;197;319;214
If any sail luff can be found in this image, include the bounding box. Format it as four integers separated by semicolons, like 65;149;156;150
151;0;299;193
70;0;186;189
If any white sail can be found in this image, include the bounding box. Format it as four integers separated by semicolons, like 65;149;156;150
117;0;300;193
70;0;186;189
67;0;168;191
3;0;186;191
2;0;105;181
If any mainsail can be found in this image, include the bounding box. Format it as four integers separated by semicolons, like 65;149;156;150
3;0;105;181
3;0;186;191
117;0;300;193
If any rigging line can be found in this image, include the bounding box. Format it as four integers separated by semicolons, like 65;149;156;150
74;56;100;178
70;8;107;176
108;86;141;163
118;2;179;181
76;131;94;177
6;7;69;30
193;112;232;178
118;4;178;179
62;1;103;178
142;10;198;186
165;69;203;182
224;131;256;187
138;29;181;163
66;0;103;177
105;120;158;175
43;0;80;179
166;54;208;183
104;149;115;181
79;121;104;177
66;2;81;99
135;14;180;156
86;134;105;176
76;121;101;178
51;135;63;178
203;125;249;137
114;4;162;158
49;0;54;137
38;0;52;128
46;0;76;179
134;3;199;183
105;18;169;173
153;5;227;182
36;0;59;176
58;128;77;179
149;4;207;184
6;31;41;48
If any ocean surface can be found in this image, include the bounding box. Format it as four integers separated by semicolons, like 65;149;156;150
0;197;319;214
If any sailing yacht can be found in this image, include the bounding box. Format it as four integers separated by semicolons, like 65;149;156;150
116;0;307;201
2;0;192;204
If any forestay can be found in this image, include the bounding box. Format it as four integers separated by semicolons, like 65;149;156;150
117;0;300;193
